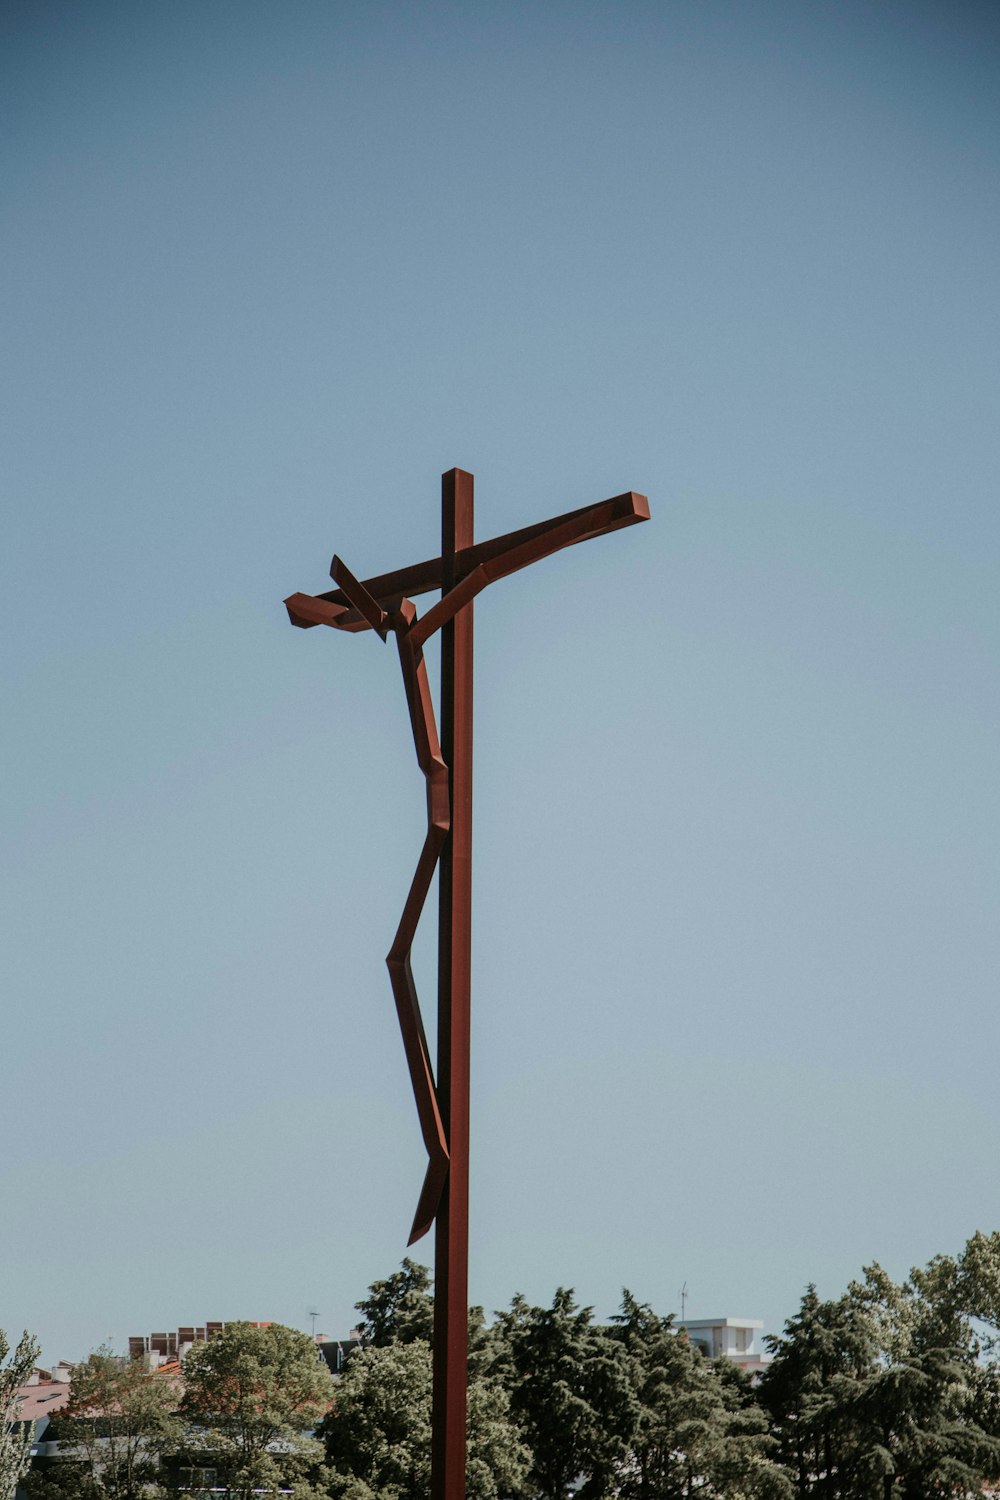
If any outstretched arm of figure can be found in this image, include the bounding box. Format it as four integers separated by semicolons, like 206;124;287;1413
285;553;388;630
283;491;649;633
405;495;633;648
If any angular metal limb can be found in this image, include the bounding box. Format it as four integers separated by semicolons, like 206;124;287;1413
331;555;390;640
384;598;452;1243
407;495;629;648
284;592;353;629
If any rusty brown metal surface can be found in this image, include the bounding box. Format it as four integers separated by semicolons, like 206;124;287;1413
285;592;352;629
285;469;649;1500
283;489;649;632
432;468;473;1500
330;554;389;640
386;595;451;1245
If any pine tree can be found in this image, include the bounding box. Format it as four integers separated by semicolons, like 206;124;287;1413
611;1292;788;1500
759;1284;876;1499
490;1288;638;1500
353;1262;433;1350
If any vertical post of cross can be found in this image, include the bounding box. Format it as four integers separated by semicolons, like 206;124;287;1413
433;468;474;1499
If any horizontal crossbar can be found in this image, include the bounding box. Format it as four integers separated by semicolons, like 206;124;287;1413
285;490;649;631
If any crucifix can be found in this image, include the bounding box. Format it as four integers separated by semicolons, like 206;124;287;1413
285;469;649;1500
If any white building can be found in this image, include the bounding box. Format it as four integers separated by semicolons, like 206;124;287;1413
681;1317;770;1373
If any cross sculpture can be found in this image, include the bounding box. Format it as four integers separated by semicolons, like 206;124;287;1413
285;469;650;1500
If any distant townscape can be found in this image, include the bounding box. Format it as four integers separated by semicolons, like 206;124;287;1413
4;1232;1000;1500
11;1308;770;1480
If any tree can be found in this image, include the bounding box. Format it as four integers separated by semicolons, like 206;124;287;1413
1;1328;40;1500
490;1288;638;1500
354;1260;489;1375
712;1359;791;1500
179;1323;333;1500
610;1293;788;1500
954;1229;1000;1332
323;1298;528;1500
42;1348;179;1500
611;1293;715;1499
761;1242;1000;1500
837;1259;1000;1500
465;1366;531;1500
353;1262;433;1350
323;1342;430;1500
759;1285;876;1499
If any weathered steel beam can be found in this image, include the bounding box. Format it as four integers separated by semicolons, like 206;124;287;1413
284;468;649;1500
284;489;649;631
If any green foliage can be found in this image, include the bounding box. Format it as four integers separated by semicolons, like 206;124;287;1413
759;1284;876;1497
323;1282;528;1500
22;1235;1000;1500
712;1359;791;1500
24;1457;105;1500
352;1258;489;1370
845;1256;1000;1500
760;1235;1000;1500
179;1323;334;1500
465;1372;531;1500
490;1287;638;1500
323;1342;430;1500
1;1328;41;1500
610;1292;788;1500
28;1348;178;1500
353;1263;433;1350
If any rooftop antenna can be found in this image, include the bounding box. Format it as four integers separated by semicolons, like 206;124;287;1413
307;1308;320;1339
679;1283;688;1326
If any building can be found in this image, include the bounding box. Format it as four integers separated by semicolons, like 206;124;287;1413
13;1364;74;1431
127;1322;273;1367
11;1365;76;1500
680;1317;770;1373
316;1334;362;1375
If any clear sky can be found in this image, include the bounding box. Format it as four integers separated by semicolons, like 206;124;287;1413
3;0;998;1363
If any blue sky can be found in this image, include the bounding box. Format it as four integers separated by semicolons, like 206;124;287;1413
3;0;999;1361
